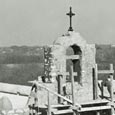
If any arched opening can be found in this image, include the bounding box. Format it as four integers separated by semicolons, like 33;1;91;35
66;44;82;83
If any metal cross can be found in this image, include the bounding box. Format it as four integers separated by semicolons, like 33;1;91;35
66;7;75;31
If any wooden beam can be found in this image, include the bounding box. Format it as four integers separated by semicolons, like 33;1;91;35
101;82;104;99
80;99;109;105
98;70;114;74
95;64;98;99
98;80;104;99
92;68;95;100
50;104;70;108
53;105;111;114
110;64;114;115
96;111;100;115
57;71;69;104
110;64;114;101
57;72;69;76
79;106;111;112
70;66;76;106
92;64;98;100
57;71;77;78
0;91;28;97
57;75;63;104
47;91;51;115
110;75;113;102
70;66;77;115
66;55;79;60
52;109;73;115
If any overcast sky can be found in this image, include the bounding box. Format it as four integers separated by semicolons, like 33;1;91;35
0;0;115;46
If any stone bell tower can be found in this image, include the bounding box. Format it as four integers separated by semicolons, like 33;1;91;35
49;7;96;103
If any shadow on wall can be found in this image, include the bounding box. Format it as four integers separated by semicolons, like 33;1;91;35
66;44;82;83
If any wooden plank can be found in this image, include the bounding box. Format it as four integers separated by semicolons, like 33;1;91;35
98;70;114;74
66;55;79;60
79;106;111;112
52;109;73;115
50;104;70;108
57;71;77;77
80;99;109;106
39;105;47;109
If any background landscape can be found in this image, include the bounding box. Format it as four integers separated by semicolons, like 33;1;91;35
0;45;114;85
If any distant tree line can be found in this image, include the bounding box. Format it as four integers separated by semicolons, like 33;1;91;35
0;46;44;64
0;63;44;86
0;54;44;64
0;45;115;85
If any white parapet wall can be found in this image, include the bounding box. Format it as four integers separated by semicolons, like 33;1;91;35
0;82;31;109
0;82;31;96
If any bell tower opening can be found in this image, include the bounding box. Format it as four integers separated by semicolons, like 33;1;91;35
66;44;82;83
